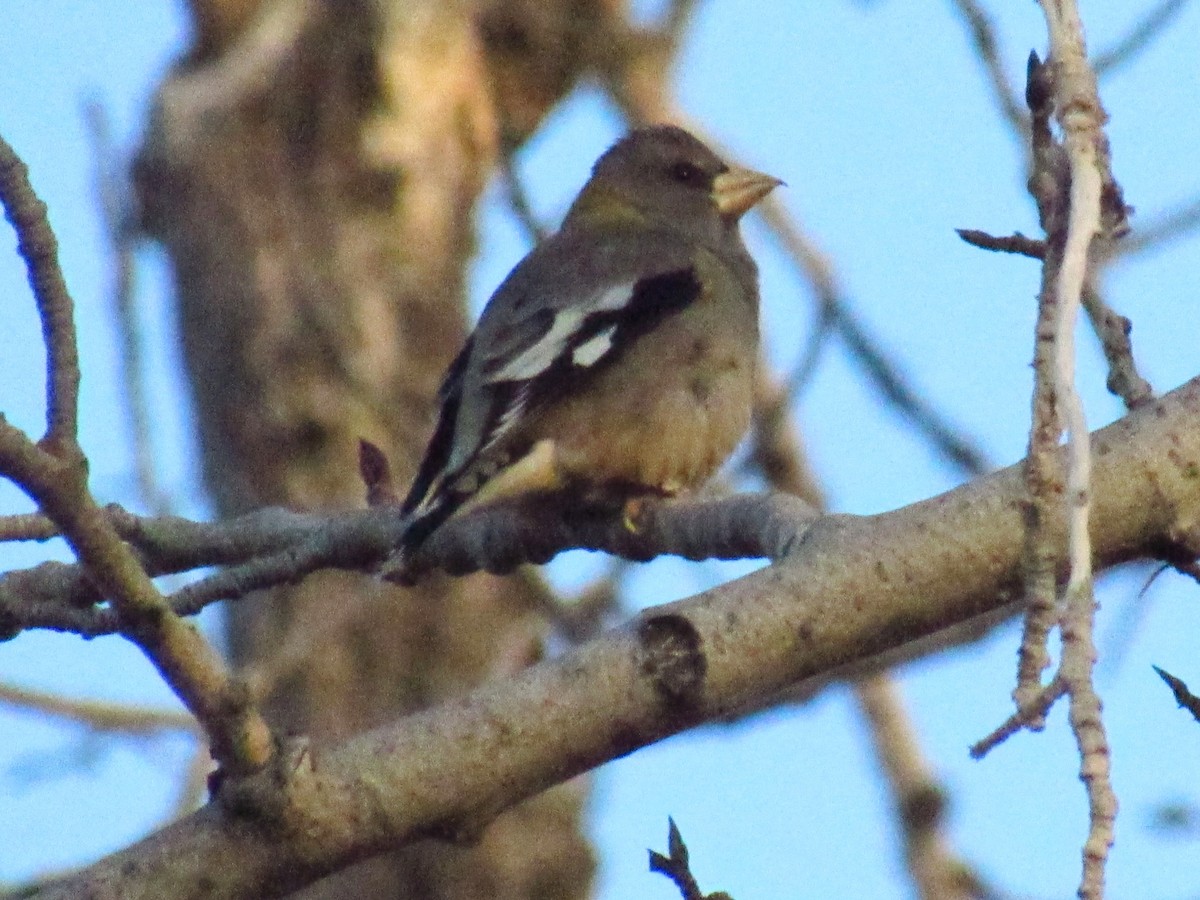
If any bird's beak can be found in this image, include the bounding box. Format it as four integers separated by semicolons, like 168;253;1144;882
712;165;783;220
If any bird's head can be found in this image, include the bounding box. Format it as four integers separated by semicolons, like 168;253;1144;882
564;125;782;241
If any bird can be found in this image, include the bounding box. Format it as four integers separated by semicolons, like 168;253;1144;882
399;124;781;557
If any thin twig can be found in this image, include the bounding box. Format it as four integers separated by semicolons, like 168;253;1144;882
1051;83;1100;624
747;371;827;507
857;675;990;899
84;99;173;515
0;136;273;777
1118;193;1200;258
1080;284;1153;409
946;0;1028;143
1013;50;1065;717
0;418;272;775
1154;666;1200;724
1093;0;1192;76
972;678;1067;758
956;228;1045;259
759;199;990;477
0;681;198;736
1037;4;1125;893
0;135;80;449
780;300;836;400
648;819;715;900
497;130;547;244
1;495;817;635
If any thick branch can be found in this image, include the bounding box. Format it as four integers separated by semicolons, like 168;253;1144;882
37;375;1200;900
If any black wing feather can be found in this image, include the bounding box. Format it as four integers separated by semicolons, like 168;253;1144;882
400;336;474;516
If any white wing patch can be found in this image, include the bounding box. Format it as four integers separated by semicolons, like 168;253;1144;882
484;385;530;451
487;281;635;383
571;324;617;367
489;308;583;382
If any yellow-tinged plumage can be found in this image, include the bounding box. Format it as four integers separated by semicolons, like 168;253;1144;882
400;125;780;553
534;249;756;493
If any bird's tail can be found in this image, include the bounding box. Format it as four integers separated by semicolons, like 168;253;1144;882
398;491;462;557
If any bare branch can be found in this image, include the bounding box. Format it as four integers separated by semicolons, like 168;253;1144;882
1118;193;1200;258
1029;5;1129;891
84;100;173;515
1093;0;1192;76
1;496;818;634
0;134;80;449
648;819;726;900
0;419;271;774
0;135;271;777
972;678;1067;758
1080;285;1153;409
759;201;990;477
0;512;58;541
1013;51;1081;717
497;130;548;244
385;492;820;585
956;228;1045;259
946;0;1028;143
1153;666;1200;724
34;374;1200;900
0;681;198;736
856;675;990;899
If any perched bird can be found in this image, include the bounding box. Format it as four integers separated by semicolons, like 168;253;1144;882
400;125;781;555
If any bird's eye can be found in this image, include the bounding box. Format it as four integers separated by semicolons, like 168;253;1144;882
669;161;705;186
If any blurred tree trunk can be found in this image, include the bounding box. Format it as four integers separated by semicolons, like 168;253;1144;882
134;1;605;896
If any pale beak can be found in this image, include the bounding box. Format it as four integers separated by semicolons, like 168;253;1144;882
712;165;783;220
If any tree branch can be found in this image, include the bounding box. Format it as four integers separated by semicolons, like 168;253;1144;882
0;131;271;777
0;681;198;736
34;374;1200;900
0;135;80;449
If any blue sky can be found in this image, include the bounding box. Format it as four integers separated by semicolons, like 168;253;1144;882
3;2;1200;897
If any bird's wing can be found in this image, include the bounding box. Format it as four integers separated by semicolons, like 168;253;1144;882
400;229;701;545
400;335;473;517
